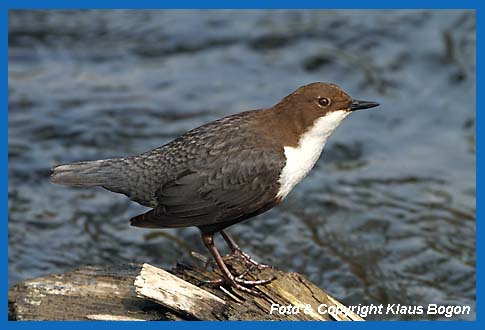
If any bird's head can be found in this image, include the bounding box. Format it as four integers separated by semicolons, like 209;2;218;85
274;82;379;140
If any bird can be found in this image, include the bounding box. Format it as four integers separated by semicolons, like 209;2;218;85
50;82;379;294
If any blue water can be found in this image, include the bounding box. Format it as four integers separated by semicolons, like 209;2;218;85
8;10;475;320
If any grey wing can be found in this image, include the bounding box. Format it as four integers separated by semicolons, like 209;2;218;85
130;148;285;230
110;111;255;207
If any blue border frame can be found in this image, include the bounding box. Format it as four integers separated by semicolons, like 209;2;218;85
1;0;481;10
3;0;480;328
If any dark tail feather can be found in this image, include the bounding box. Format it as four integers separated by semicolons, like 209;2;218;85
50;159;122;187
130;209;162;228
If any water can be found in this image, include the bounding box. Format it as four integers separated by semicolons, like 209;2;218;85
8;10;475;320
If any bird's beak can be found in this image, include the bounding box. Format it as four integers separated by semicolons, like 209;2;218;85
350;99;380;111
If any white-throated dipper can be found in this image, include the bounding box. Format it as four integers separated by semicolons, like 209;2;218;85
51;82;379;294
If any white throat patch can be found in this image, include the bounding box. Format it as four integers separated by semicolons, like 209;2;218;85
276;110;350;200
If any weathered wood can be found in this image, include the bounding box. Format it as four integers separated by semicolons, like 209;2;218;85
134;263;225;320
8;264;177;321
9;258;364;321
173;259;364;321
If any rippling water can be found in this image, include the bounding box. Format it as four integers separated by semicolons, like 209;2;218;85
8;10;476;320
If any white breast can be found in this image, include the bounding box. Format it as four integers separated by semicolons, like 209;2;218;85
276;110;350;200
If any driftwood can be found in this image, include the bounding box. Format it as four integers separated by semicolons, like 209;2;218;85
9;257;364;321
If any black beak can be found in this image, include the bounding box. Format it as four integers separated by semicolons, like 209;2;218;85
350;99;380;111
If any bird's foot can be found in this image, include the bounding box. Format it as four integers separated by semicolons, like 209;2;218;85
199;270;275;296
224;248;272;271
199;231;274;296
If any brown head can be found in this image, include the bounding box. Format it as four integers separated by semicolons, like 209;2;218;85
259;82;379;147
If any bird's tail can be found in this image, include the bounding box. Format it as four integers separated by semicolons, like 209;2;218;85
50;158;123;187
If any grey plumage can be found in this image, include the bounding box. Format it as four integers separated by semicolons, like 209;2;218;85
51;159;115;187
51;110;286;232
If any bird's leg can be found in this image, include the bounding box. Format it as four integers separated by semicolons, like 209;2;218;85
220;230;271;270
200;232;272;295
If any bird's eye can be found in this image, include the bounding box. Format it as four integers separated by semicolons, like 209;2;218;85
317;97;331;107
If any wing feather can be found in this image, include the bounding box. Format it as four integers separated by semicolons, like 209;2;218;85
130;148;285;229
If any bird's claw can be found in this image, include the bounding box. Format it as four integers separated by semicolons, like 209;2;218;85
224;248;272;271
199;270;274;295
